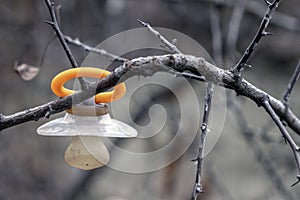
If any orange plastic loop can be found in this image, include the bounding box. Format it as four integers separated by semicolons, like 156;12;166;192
51;67;126;104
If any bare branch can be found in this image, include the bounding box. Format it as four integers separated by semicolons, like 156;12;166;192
262;99;300;186
231;0;281;75
44;0;88;89
1;54;300;136
192;83;214;199
44;0;78;68
63;35;128;63
137;20;182;54
282;59;300;105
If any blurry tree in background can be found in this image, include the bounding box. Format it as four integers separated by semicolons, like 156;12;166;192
0;0;300;200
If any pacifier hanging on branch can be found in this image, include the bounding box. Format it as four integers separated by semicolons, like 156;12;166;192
37;67;137;170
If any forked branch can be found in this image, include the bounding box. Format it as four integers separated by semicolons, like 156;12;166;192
44;0;88;89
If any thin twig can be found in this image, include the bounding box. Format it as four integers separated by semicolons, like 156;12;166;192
137;20;182;54
231;0;281;75
135;21;211;86
63;35;128;63
44;0;88;89
44;0;78;68
282;59;300;105
136;20;202;82
192;83;214;199
228;99;297;199
262;99;300;186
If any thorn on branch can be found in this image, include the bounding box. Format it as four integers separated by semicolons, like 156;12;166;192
262;31;272;36
244;64;252;69
282;120;288;126
291;175;300;187
171;38;177;45
282;135;288;144
191;157;200;162
137;19;147;27
44;111;51;119
43;20;55;26
0;114;5;121
201;123;207;131
195;183;203;193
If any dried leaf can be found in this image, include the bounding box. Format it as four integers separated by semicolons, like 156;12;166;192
14;62;40;81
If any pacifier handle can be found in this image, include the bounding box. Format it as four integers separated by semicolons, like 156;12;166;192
51;67;126;104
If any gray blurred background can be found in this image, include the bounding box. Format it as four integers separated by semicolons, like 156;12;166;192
0;0;300;199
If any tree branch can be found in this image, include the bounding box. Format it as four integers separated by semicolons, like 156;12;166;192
231;0;281;75
44;0;78;69
1;54;300;135
63;35;128;63
191;83;214;199
44;0;88;89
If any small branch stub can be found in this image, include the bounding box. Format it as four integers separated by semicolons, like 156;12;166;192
291;175;300;187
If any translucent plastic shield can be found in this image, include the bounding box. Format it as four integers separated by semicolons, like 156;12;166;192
37;112;137;137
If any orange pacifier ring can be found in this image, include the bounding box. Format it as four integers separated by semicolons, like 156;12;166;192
51;67;126;103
